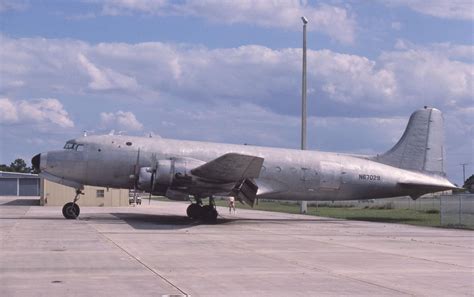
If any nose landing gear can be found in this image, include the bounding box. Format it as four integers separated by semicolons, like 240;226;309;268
62;189;83;219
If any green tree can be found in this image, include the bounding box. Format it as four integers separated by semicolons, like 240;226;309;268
0;164;13;172
0;159;34;173
463;174;474;194
9;159;31;173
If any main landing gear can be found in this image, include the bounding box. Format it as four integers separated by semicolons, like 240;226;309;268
62;189;83;219
186;196;218;222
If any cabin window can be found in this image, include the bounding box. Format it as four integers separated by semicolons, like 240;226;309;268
126;142;132;146
75;144;84;151
96;189;105;198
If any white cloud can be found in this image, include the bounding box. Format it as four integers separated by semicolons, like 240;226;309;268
391;21;402;30
380;45;473;107
314;50;398;106
100;110;144;131
102;0;169;15
0;98;18;122
78;53;139;91
99;0;357;44
1;35;472;117
0;0;28;12
382;0;473;21
0;98;74;128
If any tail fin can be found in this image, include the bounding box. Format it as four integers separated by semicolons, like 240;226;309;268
373;107;445;175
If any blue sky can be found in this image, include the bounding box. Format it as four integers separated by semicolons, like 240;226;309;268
0;0;473;184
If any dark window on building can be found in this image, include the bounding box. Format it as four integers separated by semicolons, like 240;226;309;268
19;179;39;196
96;189;105;198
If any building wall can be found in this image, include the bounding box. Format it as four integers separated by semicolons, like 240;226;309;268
41;179;129;207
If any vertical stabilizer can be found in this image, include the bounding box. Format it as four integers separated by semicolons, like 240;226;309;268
373;107;445;175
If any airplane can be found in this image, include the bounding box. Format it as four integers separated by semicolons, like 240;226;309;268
32;107;457;221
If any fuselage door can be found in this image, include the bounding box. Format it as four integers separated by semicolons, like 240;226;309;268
320;161;342;190
301;167;319;191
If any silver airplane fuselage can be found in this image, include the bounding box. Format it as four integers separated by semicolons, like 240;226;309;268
34;134;454;202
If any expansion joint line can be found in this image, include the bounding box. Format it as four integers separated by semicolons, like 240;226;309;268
91;225;189;296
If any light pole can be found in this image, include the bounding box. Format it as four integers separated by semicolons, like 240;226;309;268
460;163;468;185
300;16;308;214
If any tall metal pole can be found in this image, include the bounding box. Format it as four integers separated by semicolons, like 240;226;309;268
300;16;308;214
460;163;467;185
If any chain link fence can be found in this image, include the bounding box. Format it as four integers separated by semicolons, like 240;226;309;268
439;194;474;227
311;194;474;228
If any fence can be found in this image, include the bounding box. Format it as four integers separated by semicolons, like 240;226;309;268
439;194;474;227
311;194;474;228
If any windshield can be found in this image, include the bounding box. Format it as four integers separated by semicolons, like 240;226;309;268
63;142;84;151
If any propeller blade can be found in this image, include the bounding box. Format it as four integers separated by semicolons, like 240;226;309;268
149;170;155;205
148;153;158;205
133;148;140;205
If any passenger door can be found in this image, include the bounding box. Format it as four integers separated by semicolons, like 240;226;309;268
319;161;342;190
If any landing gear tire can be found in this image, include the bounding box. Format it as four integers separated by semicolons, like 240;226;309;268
201;205;218;222
62;202;80;219
187;203;202;219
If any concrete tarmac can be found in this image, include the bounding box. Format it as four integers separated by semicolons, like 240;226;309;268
1;196;473;297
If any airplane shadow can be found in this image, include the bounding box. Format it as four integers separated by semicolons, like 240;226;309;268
109;213;211;230
0;199;40;206
343;216;424;223
105;212;343;230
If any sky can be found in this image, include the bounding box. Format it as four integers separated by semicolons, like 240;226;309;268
0;0;472;185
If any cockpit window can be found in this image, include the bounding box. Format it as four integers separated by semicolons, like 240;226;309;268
64;142;75;149
63;142;85;151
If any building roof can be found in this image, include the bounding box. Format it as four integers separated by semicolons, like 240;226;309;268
0;171;40;179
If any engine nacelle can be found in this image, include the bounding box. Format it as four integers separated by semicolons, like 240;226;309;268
137;157;204;193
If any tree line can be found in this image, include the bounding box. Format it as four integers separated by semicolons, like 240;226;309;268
0;158;38;174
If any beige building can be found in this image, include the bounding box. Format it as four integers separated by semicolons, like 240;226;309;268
40;179;130;207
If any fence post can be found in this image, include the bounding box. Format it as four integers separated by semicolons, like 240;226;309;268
459;195;462;225
440;196;443;225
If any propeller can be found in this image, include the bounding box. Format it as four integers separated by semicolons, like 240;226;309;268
149;153;158;205
132;148;140;205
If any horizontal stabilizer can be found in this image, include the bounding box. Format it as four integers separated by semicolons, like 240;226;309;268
398;181;458;192
191;153;264;182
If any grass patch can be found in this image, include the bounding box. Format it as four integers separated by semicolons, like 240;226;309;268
216;199;473;229
309;207;441;227
151;196;472;230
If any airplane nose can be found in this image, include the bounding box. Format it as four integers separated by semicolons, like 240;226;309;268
32;154;41;172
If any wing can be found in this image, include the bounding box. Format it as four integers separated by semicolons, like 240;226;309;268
191;153;264;206
191;153;264;183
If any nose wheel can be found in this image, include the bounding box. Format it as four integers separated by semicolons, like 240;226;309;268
62;202;80;219
62;189;83;219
